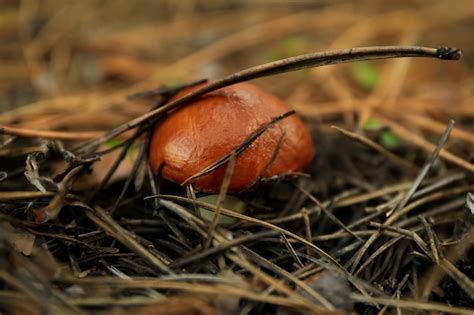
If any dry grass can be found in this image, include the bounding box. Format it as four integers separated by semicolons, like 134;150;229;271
0;1;473;314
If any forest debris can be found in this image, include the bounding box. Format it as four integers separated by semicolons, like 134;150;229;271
1;222;36;256
108;295;219;315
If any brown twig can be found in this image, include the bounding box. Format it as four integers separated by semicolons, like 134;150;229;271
75;46;462;153
0;124;102;140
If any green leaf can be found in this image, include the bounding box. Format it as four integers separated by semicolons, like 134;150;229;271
105;138;138;161
163;76;182;86
380;131;402;149
362;117;383;131
261;35;306;63
260;51;278;63
105;138;123;148
279;36;306;56
350;61;379;91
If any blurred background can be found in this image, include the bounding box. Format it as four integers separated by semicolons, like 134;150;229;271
0;0;472;127
1;0;472;173
0;2;473;313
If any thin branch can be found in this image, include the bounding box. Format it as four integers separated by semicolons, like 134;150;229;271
387;120;455;217
331;125;418;173
0;124;102;140
350;294;474;315
204;153;235;250
76;46;462;153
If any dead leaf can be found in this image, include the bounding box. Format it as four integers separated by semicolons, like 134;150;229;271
25;152;57;193
108;295;219;315
31;165;83;223
2;222;36;256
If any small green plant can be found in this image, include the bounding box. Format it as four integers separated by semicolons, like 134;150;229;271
350;61;379;91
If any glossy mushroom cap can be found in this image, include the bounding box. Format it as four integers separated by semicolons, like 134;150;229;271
149;82;314;193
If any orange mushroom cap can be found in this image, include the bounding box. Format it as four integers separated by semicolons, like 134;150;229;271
149;82;314;193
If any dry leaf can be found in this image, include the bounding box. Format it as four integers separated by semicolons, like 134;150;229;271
2;222;36;256
109;295;219;315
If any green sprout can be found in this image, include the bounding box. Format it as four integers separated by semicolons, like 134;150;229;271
350;61;379;91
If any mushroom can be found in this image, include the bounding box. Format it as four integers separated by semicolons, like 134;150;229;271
149;82;314;193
